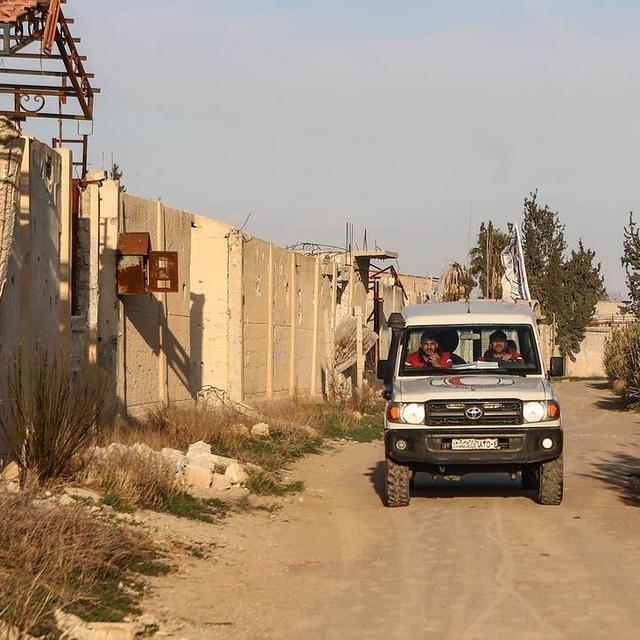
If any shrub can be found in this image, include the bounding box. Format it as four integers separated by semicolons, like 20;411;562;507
603;322;640;403
0;350;106;485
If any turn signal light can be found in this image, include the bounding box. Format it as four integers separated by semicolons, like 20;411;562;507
387;404;401;422
547;401;560;420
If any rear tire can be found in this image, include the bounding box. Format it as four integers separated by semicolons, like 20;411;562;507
537;455;564;505
384;457;411;507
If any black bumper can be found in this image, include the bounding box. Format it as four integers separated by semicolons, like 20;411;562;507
385;426;562;466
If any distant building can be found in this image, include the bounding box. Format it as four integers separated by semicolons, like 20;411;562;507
399;273;440;305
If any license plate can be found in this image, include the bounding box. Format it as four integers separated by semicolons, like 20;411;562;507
451;438;499;450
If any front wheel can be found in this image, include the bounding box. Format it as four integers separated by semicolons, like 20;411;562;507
537;455;564;505
384;457;411;507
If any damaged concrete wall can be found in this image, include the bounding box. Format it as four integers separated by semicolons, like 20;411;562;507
241;238;332;399
117;195;193;413
85;186;403;412
190;215;234;395
0;135;72;461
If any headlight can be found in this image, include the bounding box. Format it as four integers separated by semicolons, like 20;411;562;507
386;403;425;425
523;400;560;423
400;403;425;425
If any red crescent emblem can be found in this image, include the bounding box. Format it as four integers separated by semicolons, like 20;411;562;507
446;376;466;386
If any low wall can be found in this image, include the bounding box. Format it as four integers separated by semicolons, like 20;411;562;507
565;328;609;378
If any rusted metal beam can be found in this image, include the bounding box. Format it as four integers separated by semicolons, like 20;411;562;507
2;52;87;60
0;84;100;94
42;0;61;54
0;67;94;78
0;110;91;120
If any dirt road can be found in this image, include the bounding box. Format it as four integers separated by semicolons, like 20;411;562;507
146;381;640;639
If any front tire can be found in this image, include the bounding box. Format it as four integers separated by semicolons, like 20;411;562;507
384;457;411;507
537;455;564;505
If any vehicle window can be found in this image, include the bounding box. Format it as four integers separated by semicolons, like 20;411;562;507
400;324;541;376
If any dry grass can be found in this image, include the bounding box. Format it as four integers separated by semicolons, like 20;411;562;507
104;389;384;482
74;445;182;510
106;403;241;451
0;493;165;637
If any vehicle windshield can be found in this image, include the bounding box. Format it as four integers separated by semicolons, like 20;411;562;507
400;324;541;376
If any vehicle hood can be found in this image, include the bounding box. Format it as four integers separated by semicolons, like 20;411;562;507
395;374;553;402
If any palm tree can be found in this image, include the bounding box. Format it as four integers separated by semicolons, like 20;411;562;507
469;221;510;299
441;262;475;302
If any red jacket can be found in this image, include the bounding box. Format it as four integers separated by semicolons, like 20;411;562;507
405;350;453;369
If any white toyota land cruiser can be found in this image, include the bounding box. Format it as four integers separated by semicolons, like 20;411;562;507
379;301;563;507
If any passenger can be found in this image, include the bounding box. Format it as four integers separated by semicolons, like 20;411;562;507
405;333;453;369
479;330;524;362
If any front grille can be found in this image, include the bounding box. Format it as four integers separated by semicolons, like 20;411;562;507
426;400;523;426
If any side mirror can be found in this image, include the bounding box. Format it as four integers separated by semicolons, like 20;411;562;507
376;359;387;380
549;356;564;378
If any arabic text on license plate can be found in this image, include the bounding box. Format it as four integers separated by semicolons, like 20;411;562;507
451;438;499;451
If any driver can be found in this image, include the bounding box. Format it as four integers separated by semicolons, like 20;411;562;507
479;330;524;362
405;333;453;369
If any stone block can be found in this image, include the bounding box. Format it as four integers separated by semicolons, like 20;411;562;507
211;472;232;492
161;447;187;469
225;462;249;485
251;422;270;438
184;464;212;490
187;441;212;457
0;461;20;482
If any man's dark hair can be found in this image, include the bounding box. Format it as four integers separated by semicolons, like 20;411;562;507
489;330;507;343
420;332;438;343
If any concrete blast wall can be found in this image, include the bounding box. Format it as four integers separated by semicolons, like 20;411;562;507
87;188;403;413
0;135;72;461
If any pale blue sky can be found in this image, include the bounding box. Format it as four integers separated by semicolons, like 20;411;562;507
44;1;640;293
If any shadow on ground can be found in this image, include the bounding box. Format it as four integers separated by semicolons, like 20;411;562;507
367;461;534;506
587;382;628;411
585;451;640;506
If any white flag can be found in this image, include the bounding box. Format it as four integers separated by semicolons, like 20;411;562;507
501;225;531;302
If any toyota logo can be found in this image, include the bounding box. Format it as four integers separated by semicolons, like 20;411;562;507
465;406;483;420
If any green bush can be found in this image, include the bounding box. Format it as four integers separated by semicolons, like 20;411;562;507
603;322;640;404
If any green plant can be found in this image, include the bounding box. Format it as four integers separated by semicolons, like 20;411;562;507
158;494;229;523
246;470;304;496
